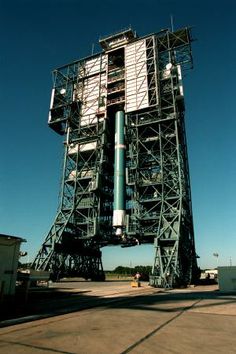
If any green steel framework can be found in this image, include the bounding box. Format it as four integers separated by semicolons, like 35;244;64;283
32;27;198;287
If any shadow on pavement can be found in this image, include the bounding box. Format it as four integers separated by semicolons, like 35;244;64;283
0;283;235;327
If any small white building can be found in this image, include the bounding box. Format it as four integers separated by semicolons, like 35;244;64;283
0;234;26;297
218;266;236;292
204;269;218;279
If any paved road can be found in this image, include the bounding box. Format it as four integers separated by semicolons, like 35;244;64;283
0;283;236;353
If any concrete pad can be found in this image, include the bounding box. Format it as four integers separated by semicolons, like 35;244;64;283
0;283;236;354
134;311;236;354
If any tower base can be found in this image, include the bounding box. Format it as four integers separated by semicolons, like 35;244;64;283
48;246;105;281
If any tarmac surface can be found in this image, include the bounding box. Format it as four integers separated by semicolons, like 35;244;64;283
0;281;236;353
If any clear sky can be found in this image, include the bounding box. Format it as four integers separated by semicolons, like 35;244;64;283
1;0;236;270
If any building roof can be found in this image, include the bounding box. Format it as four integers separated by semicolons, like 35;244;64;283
0;233;26;242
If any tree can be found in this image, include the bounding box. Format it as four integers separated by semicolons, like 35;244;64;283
112;265;152;280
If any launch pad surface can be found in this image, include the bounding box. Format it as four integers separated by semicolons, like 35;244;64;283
1;282;236;353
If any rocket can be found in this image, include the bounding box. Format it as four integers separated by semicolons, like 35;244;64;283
113;111;126;236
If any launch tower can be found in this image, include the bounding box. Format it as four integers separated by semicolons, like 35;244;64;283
32;27;198;287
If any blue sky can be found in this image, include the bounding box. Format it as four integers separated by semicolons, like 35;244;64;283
1;0;236;270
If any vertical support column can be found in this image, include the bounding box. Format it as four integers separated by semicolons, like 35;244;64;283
113;110;126;236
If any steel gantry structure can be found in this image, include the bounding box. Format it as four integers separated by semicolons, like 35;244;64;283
32;27;198;287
